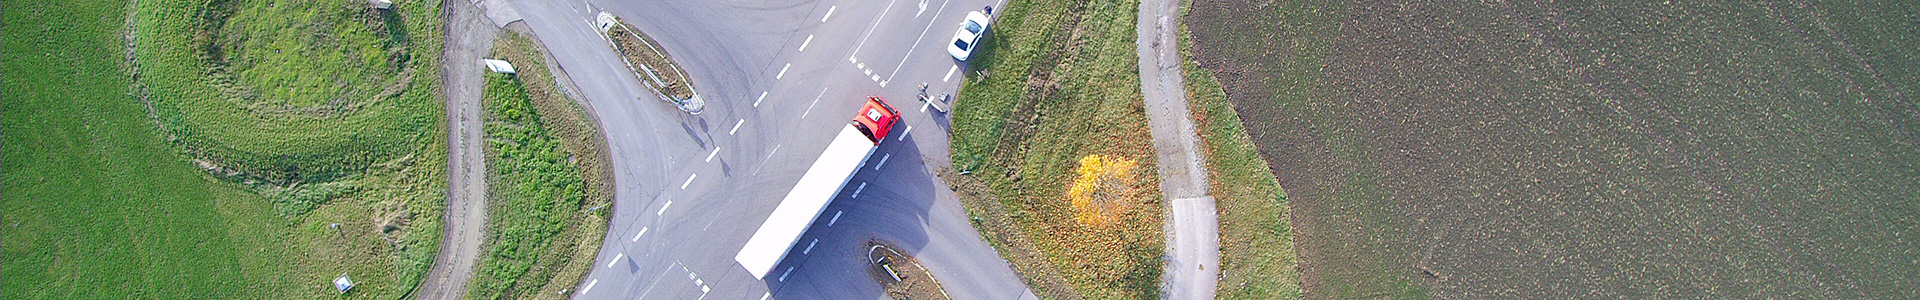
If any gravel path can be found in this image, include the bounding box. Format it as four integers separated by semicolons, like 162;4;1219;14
415;1;498;299
1135;0;1220;298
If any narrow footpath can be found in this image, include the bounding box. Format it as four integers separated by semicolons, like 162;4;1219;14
1135;0;1220;298
414;0;500;298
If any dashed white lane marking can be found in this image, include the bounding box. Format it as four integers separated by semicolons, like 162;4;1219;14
754;91;768;107
778;266;796;282
729;119;744;135
828;210;844;226
875;153;891;170
821;5;836;22
632;227;649;242
850;182;868;199
580;279;598;294
871;74;881;82
681;173;698;189
921;101;931;112
800;87;827;119
802;238;819;254
798;34;814;52
658;200;674;215
762;292;772;300
706;147;720;162
900;126;912;140
775;63;791;79
944;65;958;82
608;253;624;268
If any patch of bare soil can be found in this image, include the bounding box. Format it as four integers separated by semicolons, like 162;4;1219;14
602;16;695;102
867;241;953;300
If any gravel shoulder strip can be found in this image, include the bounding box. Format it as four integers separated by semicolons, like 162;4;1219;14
1135;0;1220;298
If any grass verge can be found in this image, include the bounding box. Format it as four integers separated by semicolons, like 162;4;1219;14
947;0;1163;298
1177;12;1303;298
464;30;614;300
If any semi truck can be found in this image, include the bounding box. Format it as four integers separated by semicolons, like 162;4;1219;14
734;96;901;279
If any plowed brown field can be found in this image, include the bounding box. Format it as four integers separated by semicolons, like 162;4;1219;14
1188;1;1920;298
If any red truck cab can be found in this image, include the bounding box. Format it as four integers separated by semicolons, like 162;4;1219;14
851;96;900;143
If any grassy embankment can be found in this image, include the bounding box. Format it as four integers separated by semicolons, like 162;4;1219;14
1176;8;1303;298
1185;1;1425;298
1;1;269;298
465;31;614;300
947;0;1164;298
126;0;444;297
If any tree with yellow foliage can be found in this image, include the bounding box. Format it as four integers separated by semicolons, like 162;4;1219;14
1068;154;1139;226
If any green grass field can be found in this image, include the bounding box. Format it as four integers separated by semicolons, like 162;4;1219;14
4;1;442;298
948;0;1164;298
8;0;448;298
466;31;612;299
1;2;264;298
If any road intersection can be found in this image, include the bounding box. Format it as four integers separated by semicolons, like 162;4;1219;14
497;0;1030;298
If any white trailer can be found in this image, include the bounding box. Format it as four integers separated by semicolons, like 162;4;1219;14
735;97;901;279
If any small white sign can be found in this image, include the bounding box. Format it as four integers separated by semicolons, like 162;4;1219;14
483;59;517;74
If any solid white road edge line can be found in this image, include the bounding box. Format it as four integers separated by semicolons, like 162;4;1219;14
884;0;954;84
848;0;900;59
800;87;827;119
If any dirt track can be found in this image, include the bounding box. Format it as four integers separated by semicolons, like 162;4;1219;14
1190;1;1919;298
415;1;497;299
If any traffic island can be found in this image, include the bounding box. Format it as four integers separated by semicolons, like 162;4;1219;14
866;241;953;300
595;12;704;114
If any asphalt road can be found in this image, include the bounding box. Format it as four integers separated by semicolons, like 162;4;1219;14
498;0;1032;298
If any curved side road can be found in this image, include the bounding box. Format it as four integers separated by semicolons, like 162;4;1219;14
415;0;499;298
1136;0;1220;298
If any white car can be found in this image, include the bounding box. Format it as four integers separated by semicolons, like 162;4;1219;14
947;11;992;61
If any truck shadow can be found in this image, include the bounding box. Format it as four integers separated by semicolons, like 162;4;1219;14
760;127;941;298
